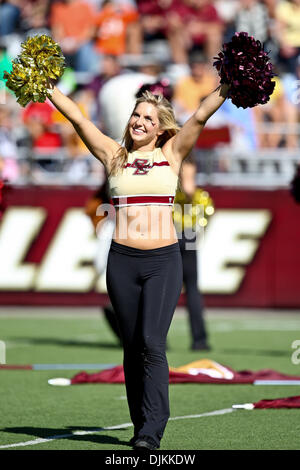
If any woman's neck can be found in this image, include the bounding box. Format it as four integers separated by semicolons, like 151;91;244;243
131;139;158;152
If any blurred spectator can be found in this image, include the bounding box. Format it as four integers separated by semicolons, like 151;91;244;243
216;1;279;59
22;97;96;180
0;104;20;181
57;85;103;181
136;0;173;61
22;101;62;170
173;51;217;125
253;73;299;148
0;0;21;36
63;131;92;182
166;0;223;64
19;0;50;35
51;86;106;183
235;0;270;44
275;0;300;74
84;54;121;124
137;0;223;64
282;55;300;114
50;0;98;72
87;0;137;8
280;56;300;148
52;88;91;157
23;101;55;133
232;0;281;71
207;97;258;152
260;0;281;64
94;0;142;56
214;0;239;41
175;154;211;351
98;54;164;140
86;54;121;98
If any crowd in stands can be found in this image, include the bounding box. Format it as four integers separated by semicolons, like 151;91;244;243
0;0;299;184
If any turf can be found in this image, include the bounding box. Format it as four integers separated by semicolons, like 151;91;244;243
0;307;300;450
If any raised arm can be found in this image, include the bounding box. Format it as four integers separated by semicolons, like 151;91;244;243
163;83;230;163
48;86;120;167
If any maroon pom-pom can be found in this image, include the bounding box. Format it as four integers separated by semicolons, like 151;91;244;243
213;32;275;108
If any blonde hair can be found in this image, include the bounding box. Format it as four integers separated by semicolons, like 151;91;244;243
109;91;180;176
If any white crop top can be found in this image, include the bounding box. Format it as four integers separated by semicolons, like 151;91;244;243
108;148;178;207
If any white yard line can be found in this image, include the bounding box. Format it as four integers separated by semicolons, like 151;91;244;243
0;408;234;449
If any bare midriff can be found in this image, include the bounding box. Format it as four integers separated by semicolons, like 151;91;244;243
112;205;178;249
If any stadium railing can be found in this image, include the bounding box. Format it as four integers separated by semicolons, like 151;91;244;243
8;125;300;188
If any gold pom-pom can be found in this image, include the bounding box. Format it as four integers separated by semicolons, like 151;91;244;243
3;35;65;107
20;35;65;79
173;188;215;232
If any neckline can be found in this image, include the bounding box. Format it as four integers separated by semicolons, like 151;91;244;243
129;148;158;154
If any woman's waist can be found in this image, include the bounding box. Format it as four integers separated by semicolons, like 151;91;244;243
113;205;178;248
115;204;174;218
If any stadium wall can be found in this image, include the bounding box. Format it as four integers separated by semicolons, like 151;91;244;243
0;186;299;308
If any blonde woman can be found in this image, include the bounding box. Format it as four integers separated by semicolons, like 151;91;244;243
48;82;229;450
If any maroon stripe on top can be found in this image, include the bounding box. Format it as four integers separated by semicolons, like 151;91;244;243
111;195;175;206
123;161;170;169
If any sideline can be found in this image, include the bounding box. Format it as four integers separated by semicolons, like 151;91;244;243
0;408;234;449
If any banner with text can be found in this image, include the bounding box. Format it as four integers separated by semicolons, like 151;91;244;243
0;186;299;308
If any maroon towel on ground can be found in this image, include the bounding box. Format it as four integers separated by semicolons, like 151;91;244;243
254;396;300;409
70;366;300;385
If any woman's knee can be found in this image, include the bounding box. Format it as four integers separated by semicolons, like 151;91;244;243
142;337;166;363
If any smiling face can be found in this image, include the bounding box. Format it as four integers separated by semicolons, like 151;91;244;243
129;102;164;149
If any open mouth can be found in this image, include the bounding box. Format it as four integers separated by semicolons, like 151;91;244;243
132;128;146;135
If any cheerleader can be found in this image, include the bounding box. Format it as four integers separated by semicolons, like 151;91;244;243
47;84;229;450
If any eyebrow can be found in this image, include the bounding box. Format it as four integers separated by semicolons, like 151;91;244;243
133;112;155;122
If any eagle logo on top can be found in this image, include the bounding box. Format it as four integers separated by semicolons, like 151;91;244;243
131;158;151;175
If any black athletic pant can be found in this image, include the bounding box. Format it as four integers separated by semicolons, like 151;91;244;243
178;231;207;346
106;240;183;447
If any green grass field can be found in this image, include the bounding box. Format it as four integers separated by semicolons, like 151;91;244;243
1;307;300;450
